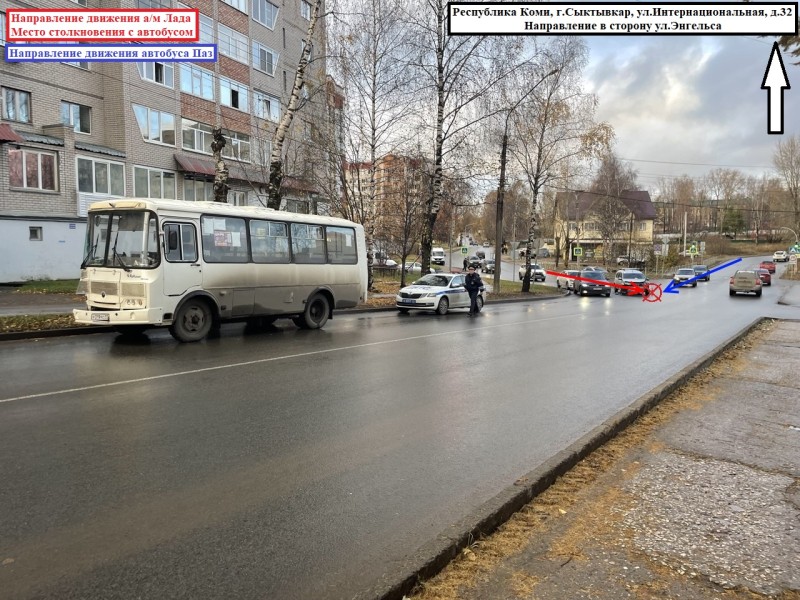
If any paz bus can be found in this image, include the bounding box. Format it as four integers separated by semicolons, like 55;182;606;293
73;199;368;342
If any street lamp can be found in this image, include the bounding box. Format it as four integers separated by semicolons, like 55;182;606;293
780;226;799;245
493;68;559;293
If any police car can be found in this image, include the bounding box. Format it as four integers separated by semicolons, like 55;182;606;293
396;273;485;315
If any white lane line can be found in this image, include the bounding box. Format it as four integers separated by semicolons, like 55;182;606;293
0;313;577;404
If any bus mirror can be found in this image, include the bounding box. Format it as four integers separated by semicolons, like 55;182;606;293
168;230;179;251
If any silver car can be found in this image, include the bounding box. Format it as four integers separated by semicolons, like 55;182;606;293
614;269;648;296
673;267;697;288
556;269;580;291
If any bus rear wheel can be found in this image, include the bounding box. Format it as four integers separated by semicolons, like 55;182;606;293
293;293;330;329
170;298;213;342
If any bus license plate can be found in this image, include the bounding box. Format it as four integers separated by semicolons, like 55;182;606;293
91;313;110;322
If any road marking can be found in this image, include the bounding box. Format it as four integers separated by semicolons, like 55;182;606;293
0;312;578;404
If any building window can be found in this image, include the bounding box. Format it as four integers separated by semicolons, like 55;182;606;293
222;131;251;162
137;62;174;88
218;24;249;63
228;190;248;205
1;13;6;46
70;0;87;5
2;88;31;123
200;14;213;43
252;139;272;166
77;157;125;196
134;166;176;199
9;148;58;191
253;0;279;29
638;221;647;232
254;90;280;122
61;101;91;134
29;226;43;241
179;63;214;101
133;104;176;145
181;118;214;154
301;0;312;20
137;0;171;8
253;41;278;76
220;77;249;112
221;0;248;13
184;179;214;201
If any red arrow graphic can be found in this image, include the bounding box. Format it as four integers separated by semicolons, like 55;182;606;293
546;270;646;296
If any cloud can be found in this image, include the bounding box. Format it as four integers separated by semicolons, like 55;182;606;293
583;35;796;185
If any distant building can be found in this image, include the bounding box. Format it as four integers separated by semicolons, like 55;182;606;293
0;0;331;282
553;190;656;262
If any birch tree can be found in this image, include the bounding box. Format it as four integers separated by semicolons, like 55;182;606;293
773;134;800;231
507;38;614;291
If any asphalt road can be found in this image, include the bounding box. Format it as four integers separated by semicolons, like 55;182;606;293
0;258;796;600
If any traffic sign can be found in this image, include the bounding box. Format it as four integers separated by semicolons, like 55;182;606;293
574;246;583;257
461;247;468;254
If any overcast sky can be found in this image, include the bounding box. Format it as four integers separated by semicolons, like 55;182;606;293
582;33;800;191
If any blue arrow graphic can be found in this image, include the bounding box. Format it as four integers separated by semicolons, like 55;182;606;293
663;258;743;294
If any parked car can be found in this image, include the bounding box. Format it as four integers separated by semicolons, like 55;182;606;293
396;273;484;315
581;265;607;273
573;269;611;297
756;268;772;286
614;269;648;296
773;250;789;262
402;261;439;274
556;269;580;291
616;255;631;265
759;260;776;273
729;270;762;297
482;259;496;274
483;241;491;247
673;267;697;287
692;264;711;281
518;263;546;282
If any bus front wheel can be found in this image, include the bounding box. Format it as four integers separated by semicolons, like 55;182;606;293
170;298;213;342
293;293;330;329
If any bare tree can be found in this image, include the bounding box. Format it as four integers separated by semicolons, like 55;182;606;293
704;168;747;233
329;0;416;288
508;38;614;291
773;134;800;231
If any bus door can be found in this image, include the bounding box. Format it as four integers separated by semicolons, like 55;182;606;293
162;222;202;296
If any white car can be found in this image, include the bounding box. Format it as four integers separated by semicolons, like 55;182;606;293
773;250;789;262
402;262;438;274
556;269;580;291
518;263;546;281
396;273;484;315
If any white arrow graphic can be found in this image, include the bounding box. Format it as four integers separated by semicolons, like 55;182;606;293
762;42;790;135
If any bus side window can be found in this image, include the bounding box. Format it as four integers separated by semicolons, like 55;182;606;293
164;223;197;262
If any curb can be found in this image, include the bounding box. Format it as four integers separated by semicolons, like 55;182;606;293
366;316;769;600
0;294;561;342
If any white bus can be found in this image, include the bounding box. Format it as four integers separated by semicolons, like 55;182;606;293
73;199;368;342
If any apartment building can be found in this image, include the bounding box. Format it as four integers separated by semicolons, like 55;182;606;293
0;0;331;282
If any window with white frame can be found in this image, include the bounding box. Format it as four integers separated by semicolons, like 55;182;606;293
77;157;125;196
228;190;248;206
2;88;31;123
252;138;272;166
254;90;280;122
253;41;278;76
61;101;91;134
1;13;6;46
134;166;176;198
184;178;214;201
220;77;249;112
218;24;249;63
222;131;251;162
301;0;312;20
180;63;215;100
177;3;213;42
133;104;175;145
181;118;213;154
253;0;279;28
638;221;647;231
9;148;58;191
137;0;171;8
221;0;248;13
137;61;174;88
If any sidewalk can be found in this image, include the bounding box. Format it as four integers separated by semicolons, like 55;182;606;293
406;319;800;600
0;288;85;316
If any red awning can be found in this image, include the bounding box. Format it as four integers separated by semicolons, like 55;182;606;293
173;154;216;177
0;123;24;143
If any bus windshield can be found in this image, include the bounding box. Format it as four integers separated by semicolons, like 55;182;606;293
81;211;159;269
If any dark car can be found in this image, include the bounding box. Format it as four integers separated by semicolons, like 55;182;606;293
759;260;776;273
467;255;482;269
756;268;772;286
573;269;611;297
482;259;496;274
693;265;711;281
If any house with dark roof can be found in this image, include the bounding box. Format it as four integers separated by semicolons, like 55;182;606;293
553;190;656;263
